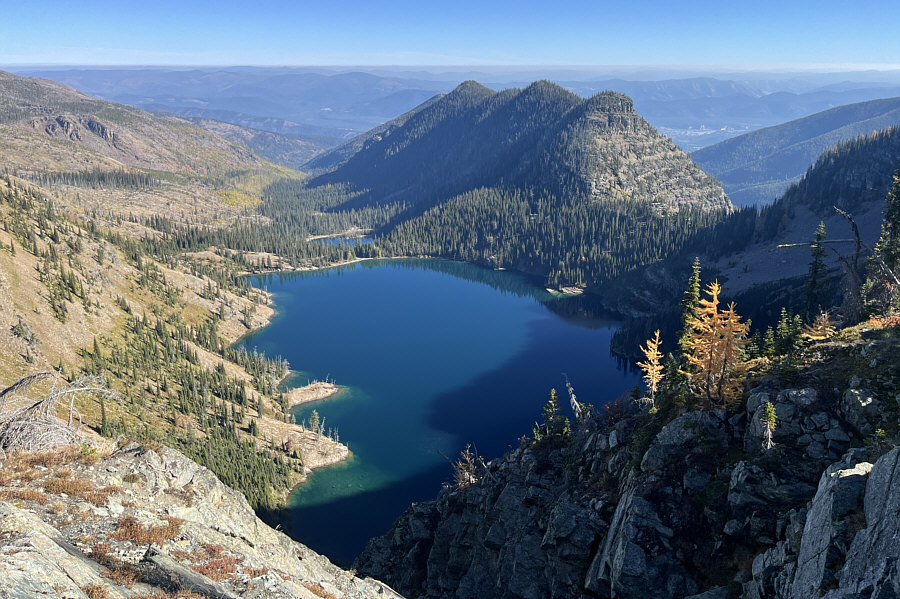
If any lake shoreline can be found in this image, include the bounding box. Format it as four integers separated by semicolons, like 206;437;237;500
284;380;346;408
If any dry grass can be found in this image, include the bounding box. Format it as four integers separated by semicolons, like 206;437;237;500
131;592;204;599
42;475;121;506
42;476;93;495
164;485;195;506
0;467;44;486
191;556;242;581
80;583;110;599
244;566;269;578
103;564;140;588
5;446;104;469
169;548;196;562
109;515;183;545
201;543;225;558
303;583;339;599
88;542;114;561
0;488;49;504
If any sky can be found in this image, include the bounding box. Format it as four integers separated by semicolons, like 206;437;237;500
3;0;899;69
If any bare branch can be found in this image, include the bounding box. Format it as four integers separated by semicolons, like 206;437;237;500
0;372;55;403
0;372;119;457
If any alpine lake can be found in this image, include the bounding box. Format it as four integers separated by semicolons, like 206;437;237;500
239;258;640;565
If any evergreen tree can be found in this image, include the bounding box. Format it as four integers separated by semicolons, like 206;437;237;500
864;171;900;315
763;326;777;358
774;308;803;356
99;395;111;438
805;221;827;318
761;401;777;451
532;389;570;443
679;258;702;353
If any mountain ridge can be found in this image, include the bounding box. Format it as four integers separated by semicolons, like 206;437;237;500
0;69;264;176
310;80;729;214
693;96;900;206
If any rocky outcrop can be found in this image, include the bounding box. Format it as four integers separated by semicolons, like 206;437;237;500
357;446;605;599
357;342;899;599
0;443;401;599
823;447;900;598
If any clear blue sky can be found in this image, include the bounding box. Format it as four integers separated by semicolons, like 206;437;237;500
3;0;898;68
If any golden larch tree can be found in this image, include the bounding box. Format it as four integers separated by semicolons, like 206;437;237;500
637;329;664;405
682;281;750;405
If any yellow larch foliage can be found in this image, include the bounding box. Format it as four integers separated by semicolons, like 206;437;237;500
682;281;750;405
637;329;664;402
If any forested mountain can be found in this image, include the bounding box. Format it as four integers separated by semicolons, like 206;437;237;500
310;80;727;212
305;80;729;285
0;70;263;176
693;97;900;206
601;126;900;342
303;93;444;172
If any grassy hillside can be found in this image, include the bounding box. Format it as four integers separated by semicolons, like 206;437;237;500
0;71;355;510
0;70;266;176
187;116;336;169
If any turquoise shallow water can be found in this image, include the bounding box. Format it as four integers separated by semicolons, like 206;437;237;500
241;259;639;565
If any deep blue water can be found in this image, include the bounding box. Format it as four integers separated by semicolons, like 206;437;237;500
241;259;639;565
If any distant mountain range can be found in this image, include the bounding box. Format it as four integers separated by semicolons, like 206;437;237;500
0;70;263;176
16;68;452;144
693;97;900;206
16;67;900;153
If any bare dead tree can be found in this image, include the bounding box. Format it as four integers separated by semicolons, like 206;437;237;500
834;208;864;324
0;372;118;457
562;373;583;421
778;207;890;325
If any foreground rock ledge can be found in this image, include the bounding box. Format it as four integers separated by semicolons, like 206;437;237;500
0;443;403;599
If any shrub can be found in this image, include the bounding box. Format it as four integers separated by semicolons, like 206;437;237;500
0;488;49;504
80;583;110;599
110;515;183;545
191;556;242;581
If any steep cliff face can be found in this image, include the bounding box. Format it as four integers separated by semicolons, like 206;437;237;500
356;331;899;599
0;443;401;599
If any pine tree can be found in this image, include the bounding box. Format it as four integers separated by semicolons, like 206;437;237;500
761;401;777;451
532;389;570;443
679;257;702;353
637;330;664;405
864;171;900;315
100;395;111;438
763;326;777;357
774;308;803;356
805;221;827;318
